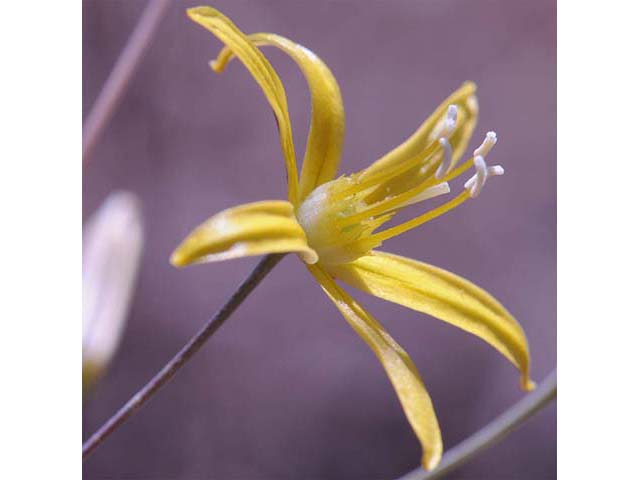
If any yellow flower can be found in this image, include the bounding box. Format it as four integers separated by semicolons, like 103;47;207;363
174;6;534;471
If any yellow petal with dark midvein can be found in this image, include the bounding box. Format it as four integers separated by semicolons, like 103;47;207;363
326;251;535;391
171;200;317;266
214;33;345;203
187;7;299;203
307;264;443;471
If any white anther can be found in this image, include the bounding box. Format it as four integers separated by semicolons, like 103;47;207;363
464;155;504;198
443;105;458;137
488;165;504;176
473;155;488;193
435;137;453;179
428;105;458;142
473;131;498;158
405;182;451;208
384;182;451;213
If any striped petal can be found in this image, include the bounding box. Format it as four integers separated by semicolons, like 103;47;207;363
171;201;317;266
187;7;299;203
307;264;442;471
214;33;345;203
325;251;535;391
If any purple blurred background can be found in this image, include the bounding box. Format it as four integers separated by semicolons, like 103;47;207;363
83;1;556;478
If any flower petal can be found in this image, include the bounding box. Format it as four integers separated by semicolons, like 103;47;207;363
326;251;535;391
307;264;443;471
171;200;317;266
187;7;299;203
83;192;144;392
214;33;345;203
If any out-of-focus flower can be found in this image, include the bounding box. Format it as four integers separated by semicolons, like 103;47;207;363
173;7;534;470
83;192;144;393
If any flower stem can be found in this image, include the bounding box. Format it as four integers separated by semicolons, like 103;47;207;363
83;0;171;163
82;253;285;460
397;369;557;480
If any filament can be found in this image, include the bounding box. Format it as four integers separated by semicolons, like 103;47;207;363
369;190;471;244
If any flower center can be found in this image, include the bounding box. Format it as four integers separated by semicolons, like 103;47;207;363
296;171;452;265
296;177;383;265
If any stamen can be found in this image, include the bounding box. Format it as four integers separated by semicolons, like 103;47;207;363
429;104;459;142
473;131;497;158
337;177;450;226
335;141;441;200
466;156;488;197
369;190;471;244
441;131;501;186
384;182;450;212
370;129;504;242
443;105;458;137
347;106;463;202
464;156;504;198
435;137;453;179
440;156;474;183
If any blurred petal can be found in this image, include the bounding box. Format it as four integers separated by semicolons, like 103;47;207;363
307;264;442;471
83;192;144;392
326;251;535;391
187;7;299;203
171;200;317;266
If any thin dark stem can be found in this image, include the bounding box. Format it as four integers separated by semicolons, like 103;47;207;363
82;253;285;460
397;369;557;480
83;0;171;163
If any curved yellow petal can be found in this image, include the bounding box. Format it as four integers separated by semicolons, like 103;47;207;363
187;7;299;203
325;251;535;391
171;200;317;266
365;82;477;177
360;82;478;202
307;264;443;471
214;33;345;203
